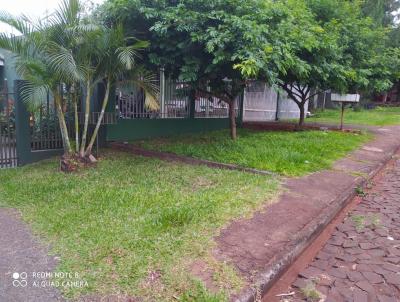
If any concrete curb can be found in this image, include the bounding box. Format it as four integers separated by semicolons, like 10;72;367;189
234;140;400;302
110;142;277;177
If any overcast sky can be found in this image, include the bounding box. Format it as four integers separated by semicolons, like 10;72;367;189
0;0;105;35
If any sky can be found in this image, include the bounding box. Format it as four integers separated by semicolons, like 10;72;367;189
0;0;105;34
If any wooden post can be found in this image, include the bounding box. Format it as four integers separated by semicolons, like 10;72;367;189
340;102;345;130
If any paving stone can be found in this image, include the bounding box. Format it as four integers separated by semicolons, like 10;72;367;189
316;251;333;260
329;236;345;246
361;271;384;284
298;266;323;279
375;284;397;297
356;264;374;272
368;249;387;257
387;247;400;256
372;265;392;276
317;274;335;287
310;259;330;270
347;271;365;282
324;244;340;254
346;248;364;255
356;253;372;260
290;157;400;301
384;273;400;285
335;254;357;263
385;257;400;264
292;277;308;289
377;295;398;302
328;268;347;279
360;242;378;250
355;280;376;294
382;263;400;272
353;290;369;302
343;240;359;248
326;288;345;302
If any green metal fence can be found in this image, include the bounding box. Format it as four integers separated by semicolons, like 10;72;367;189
0;90;17;168
15;80;64;166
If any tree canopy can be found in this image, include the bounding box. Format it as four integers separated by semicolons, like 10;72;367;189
101;0;400;128
102;0;291;138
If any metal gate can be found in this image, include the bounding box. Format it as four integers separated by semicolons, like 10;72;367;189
0;89;17;168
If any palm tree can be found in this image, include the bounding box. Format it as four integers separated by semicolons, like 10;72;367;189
0;0;159;165
82;24;159;156
0;9;78;156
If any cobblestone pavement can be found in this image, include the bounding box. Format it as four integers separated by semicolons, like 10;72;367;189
288;158;400;302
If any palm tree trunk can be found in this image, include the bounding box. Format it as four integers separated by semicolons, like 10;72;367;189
54;93;72;155
79;80;92;157
73;98;79;153
85;80;111;156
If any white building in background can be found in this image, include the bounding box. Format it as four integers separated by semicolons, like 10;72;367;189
243;82;308;122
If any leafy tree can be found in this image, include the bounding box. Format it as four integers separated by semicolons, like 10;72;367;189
319;0;400;100
237;0;347;126
101;0;284;139
362;0;400;26
247;0;397;126
362;0;400;101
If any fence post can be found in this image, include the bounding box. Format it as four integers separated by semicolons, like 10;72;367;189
14;80;31;166
160;68;166;118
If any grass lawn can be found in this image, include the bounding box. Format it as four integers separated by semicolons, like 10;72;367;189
138;129;371;177
0;152;279;301
306;106;400;126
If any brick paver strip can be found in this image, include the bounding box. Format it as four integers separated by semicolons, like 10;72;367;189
290;157;400;301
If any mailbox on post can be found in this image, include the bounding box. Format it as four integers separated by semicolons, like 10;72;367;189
330;93;360;130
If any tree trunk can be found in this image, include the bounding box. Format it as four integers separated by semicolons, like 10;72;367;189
298;102;305;128
85;80;111;157
228;100;237;140
382;92;388;103
54;93;72;155
79;80;92;157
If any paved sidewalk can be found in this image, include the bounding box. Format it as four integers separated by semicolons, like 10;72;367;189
288;157;400;302
0;209;63;302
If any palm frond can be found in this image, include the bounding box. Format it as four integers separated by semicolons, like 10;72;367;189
20;81;50;112
119;68;160;110
46;42;82;83
0;10;34;36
